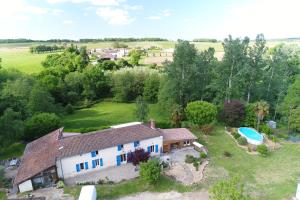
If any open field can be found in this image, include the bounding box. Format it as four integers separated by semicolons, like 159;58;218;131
1;40;299;74
61;101;300;199
62;101;169;132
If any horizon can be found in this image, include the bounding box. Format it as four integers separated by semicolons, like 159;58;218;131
1;0;300;40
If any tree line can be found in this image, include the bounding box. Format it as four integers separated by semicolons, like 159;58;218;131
29;45;65;54
0;34;299;151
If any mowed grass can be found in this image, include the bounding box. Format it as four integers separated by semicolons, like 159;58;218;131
0;191;6;200
62;101;169;132
64;176;190;200
199;126;300;200
0;49;48;74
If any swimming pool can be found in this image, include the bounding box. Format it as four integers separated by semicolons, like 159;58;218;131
238;127;263;145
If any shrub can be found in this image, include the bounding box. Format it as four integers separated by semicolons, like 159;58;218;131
24;113;61;141
223;151;232;157
140;159;161;184
257;144;268;156
232;132;241;140
127;148;150;166
56;180;65;188
65;103;74;114
243;103;257;127
237;137;247;145
186;101;217;126
185;155;196;163
260;125;273;135
193;160;200;171
200;152;208;159
200;124;214;135
219;100;245;127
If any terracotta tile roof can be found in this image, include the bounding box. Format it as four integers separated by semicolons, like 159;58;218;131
14;128;63;185
14;124;162;185
160;128;197;142
58;124;162;159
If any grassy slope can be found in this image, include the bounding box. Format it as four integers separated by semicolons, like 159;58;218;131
199;127;300;200
0;50;48;74
0;191;6;200
62;101;169;132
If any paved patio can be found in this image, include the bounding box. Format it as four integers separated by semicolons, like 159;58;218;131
64;163;139;185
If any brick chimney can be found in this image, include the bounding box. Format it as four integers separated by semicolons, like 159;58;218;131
150;119;156;129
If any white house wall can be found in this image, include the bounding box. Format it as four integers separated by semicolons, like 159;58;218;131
18;180;33;193
56;136;163;179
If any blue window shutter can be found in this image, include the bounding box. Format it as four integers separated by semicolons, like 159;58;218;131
133;141;137;147
85;162;89;169
76;164;80;172
116;155;121;166
147;146;151;153
91;151;96;157
117;145;121;151
100;158;103;166
155;145;159;153
92;160;96;168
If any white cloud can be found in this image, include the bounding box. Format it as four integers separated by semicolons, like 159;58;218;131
52;9;64;16
96;7;134;25
148;16;161;20
63;19;74;24
47;0;125;6
25;5;48;14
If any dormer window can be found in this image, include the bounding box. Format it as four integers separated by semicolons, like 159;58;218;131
134;141;140;147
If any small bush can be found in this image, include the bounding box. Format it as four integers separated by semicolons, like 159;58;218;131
200;152;207;159
56;180;65;188
237;137;248;146
233;132;241;140
65;103;74;114
140;159;161;184
223;151;232;157
257;144;268;156
185;155;196;163
260;125;273;135
193;160;200;171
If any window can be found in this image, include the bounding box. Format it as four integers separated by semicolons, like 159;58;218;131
117;144;124;151
92;158;103;168
91;150;99;157
95;159;100;166
120;153;126;162
80;163;84;170
183;140;190;146
148;145;155;153
134;141;140;147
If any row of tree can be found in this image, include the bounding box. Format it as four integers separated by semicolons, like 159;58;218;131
29;45;65;54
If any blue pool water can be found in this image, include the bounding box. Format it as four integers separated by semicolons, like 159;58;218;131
238;127;263;142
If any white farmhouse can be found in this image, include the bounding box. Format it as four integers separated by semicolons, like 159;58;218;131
14;121;197;193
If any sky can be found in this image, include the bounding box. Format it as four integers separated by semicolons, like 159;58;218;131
0;0;300;40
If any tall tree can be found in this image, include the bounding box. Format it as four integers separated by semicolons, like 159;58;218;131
163;40;197;108
244;34;267;103
135;96;149;122
214;35;250;103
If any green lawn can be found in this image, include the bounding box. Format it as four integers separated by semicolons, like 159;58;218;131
0;49;48;74
0;143;25;160
64;176;191;200
0;191;6;200
197;126;300;200
62;102;300;199
62;101;169;132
